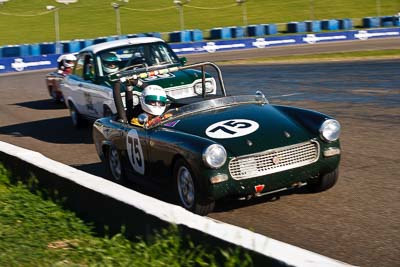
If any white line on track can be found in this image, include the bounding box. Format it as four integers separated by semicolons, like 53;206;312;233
269;92;305;98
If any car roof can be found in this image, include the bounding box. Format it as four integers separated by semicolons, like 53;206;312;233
80;37;165;54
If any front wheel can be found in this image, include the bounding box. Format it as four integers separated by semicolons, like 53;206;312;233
48;84;63;103
308;168;339;193
69;103;86;128
105;144;125;184
173;159;215;215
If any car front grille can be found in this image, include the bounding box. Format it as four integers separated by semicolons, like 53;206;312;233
228;140;320;180
165;78;216;99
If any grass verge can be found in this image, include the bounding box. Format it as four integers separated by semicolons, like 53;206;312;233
0;163;252;266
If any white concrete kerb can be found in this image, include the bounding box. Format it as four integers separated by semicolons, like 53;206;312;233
0;141;354;267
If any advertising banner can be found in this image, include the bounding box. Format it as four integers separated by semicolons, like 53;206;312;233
171;28;400;55
0;54;58;74
1;28;399;74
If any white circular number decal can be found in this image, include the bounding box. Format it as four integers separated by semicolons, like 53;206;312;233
205;119;259;139
126;129;145;175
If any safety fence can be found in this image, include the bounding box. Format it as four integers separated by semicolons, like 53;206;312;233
0;27;398;74
0;14;399;58
0;141;354;267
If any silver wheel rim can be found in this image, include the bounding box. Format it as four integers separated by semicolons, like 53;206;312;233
177;166;195;209
109;147;122;182
70;107;78;126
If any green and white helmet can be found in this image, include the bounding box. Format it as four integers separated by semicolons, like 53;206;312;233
140;85;167;116
101;52;119;74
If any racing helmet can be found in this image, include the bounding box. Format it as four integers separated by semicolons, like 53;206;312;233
63;53;76;68
101;52;119;74
140;85;167;116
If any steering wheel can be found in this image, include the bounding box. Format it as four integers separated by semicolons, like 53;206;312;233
126;56;147;69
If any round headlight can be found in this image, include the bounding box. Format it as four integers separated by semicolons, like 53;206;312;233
320;119;341;142
202;144;227;169
194;81;215;95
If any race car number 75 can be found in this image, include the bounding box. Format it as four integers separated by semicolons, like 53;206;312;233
126;129;145;175
205;119;259;139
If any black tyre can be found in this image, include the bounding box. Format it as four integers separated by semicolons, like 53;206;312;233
49;86;62;103
105;145;126;184
48;85;56;100
308;168;339;193
69;103;86;128
173;159;215;215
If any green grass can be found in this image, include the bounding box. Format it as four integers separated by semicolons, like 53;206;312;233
0;163;252;266
0;0;399;45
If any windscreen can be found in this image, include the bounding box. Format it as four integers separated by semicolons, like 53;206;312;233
98;42;180;76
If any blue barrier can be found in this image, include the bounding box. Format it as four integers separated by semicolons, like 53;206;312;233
363;17;380;28
30;44;40;56
93;36;115;45
247;24;264;37
229;26;244;38
127;33;146;38
263;24;277;35
39;42;56;55
1;16;399;60
1;46;18;57
79;39;93;49
305;21;321;32
190;29;203;42
171;27;400;55
339;19;353;30
380;16;395;27
394;16;400;26
1;28;399;74
0;44;30;57
169;31;192;43
62;40;81;53
20;45;30;57
210;27;231;40
144;32;161;38
1;45;21;57
321;19;339;30
287;22;306;33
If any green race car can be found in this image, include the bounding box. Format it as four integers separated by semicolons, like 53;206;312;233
93;62;341;215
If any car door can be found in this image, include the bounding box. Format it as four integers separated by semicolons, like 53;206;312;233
68;53;112;119
120;123;151;179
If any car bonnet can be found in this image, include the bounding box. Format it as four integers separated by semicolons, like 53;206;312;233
162;104;313;156
144;69;205;88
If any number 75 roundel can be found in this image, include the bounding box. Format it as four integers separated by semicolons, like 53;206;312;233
205;119;259;139
126;129;145;175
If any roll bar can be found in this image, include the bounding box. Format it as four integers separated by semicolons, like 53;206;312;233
112;61;226;124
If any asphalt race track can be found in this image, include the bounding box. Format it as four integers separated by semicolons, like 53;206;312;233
0;39;399;267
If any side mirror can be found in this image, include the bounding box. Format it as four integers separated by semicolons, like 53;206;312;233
256;90;269;104
179;57;187;65
138;113;149;125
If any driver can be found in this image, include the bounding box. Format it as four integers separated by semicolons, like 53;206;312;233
130;85;169;127
101;52;120;74
57;53;76;75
